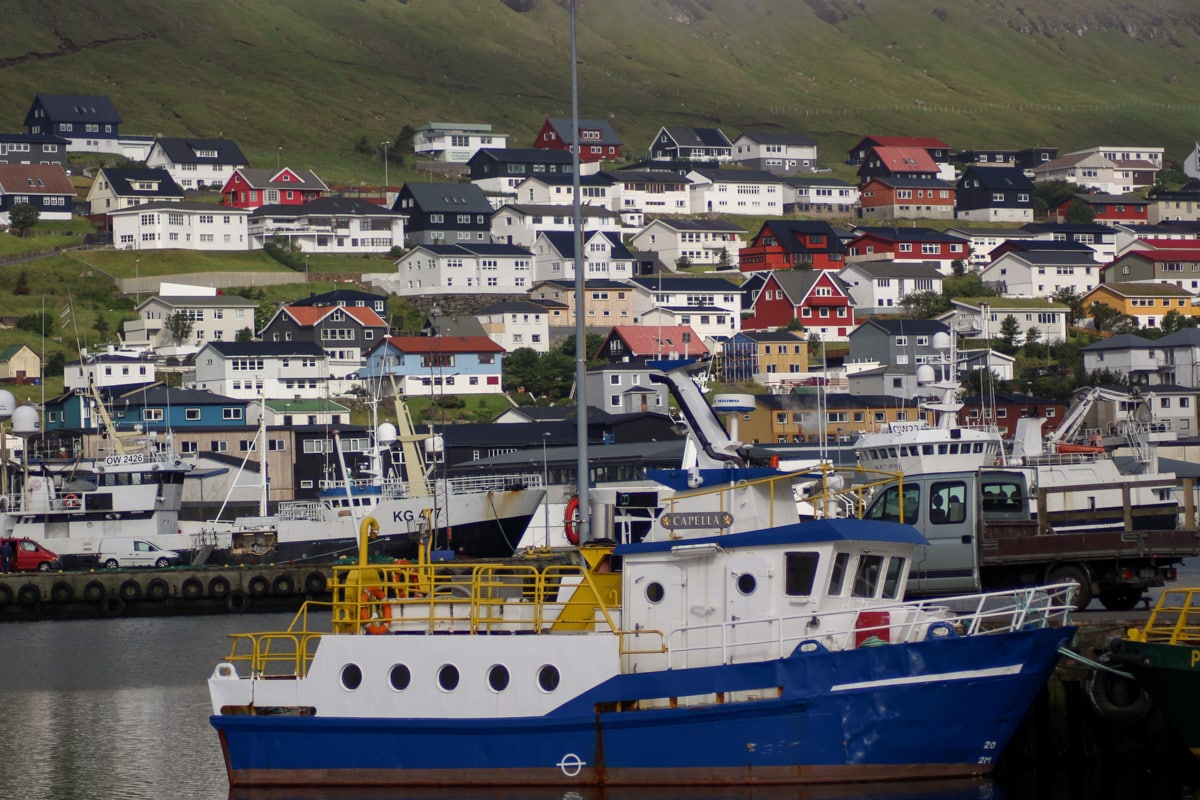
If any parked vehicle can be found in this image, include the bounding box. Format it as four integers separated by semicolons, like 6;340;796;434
0;537;60;572
863;469;1200;611
97;537;181;569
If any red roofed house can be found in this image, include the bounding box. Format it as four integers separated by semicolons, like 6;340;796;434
532;117;622;164
594;325;708;365
1053;193;1150;225
743;270;855;341
847;135;951;166
0;163;76;223
859;177;956;220
855;145;941;182
362;335;505;396
259;304;387;375
221;167;329;210
1104;249;1200;291
738;219;847;273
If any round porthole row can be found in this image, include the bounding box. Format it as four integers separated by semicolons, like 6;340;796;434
645;582;665;603
341;663;363;691
538;664;561;693
488;664;510;692
737;573;757;595
438;664;460;691
389;663;411;691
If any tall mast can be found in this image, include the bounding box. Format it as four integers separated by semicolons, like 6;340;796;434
570;0;590;542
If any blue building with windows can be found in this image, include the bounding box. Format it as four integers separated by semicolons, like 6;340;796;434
45;385;249;433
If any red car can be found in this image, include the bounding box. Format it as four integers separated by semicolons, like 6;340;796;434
1;537;61;572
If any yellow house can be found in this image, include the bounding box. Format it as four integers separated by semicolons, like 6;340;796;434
0;345;41;383
530;279;635;328
735;393;925;445
1084;281;1200;330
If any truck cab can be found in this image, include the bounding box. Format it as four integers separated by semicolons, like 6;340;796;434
863;470;1033;596
2;537;62;572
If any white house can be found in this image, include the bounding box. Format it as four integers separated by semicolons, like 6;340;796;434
121;293;260;350
628;275;743;340
978;250;1101;298
145;137;249;190
783;176;860;217
392;243;536;294
939;298;1070;345
248;197;406;254
629;218;746;269
686;168;785;215
944;226;1039;268
510;173;615;210
1033;146;1163;195
475;299;551;354
532;230;635;283
64;350;157;392
604;170;692;219
109;201;251;251
413;122;508;163
188;342;332;401
489;203;623;248
731;132;821;174
837;260;944;315
86;167;184;215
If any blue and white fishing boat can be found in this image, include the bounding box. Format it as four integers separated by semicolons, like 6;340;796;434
208;364;1078;788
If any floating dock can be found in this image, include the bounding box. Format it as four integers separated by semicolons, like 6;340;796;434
0;564;334;620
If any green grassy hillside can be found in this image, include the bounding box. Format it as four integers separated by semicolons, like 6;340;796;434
1;0;1198;184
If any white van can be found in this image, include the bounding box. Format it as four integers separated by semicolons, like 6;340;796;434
97;538;182;569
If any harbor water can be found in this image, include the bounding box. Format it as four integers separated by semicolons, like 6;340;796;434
2;588;1200;800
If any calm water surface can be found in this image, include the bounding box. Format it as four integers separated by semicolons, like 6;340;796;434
3;575;1200;800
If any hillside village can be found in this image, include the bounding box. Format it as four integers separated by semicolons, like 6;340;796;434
4;91;1200;509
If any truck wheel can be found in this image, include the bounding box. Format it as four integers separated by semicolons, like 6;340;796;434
1048;565;1092;611
1099;587;1143;612
37;561;52;572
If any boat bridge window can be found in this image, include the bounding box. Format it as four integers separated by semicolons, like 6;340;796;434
852;554;885;598
784;552;820;596
928;481;967;525
827;552;849;595
864;485;920;524
882;557;905;599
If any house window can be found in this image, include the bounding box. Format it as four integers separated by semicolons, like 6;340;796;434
142;409;164;421
185;408;201;421
222;408;243;420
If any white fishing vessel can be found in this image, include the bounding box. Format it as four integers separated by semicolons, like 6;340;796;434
0;385;206;568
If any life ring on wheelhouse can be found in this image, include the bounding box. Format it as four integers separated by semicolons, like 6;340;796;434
63;493;81;509
360;586;392;635
563;496;581;545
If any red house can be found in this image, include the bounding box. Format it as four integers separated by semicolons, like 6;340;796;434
744;270;855;340
1053;193;1150;225
532;117;622;164
738;220;846;273
856;146;941;182
846;227;968;274
846;135;951;166
858;177;956;220
221;167;329;209
594;325;708;364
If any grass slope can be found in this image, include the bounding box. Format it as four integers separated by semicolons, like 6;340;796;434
0;0;1197;184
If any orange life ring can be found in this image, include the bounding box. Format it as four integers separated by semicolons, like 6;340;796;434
563;495;580;545
391;568;422;599
360;586;392;634
63;493;80;509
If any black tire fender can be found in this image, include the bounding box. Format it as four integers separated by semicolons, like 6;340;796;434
272;574;295;596
83;580;105;603
50;581;74;604
0;583;12;606
102;595;126;617
226;590;249;613
146;578;170;601
305;571;327;594
1087;659;1153;722
181;577;203;600
247;575;270;597
208;576;231;599
17;584;40;605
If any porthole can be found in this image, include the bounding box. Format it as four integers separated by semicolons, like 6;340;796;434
538;664;561;693
340;663;363;691
389;664;411;691
438;664;460;691
488;664;510;692
645;582;665;603
737;573;757;595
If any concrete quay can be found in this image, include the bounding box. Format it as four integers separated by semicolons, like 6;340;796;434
0;564;333;620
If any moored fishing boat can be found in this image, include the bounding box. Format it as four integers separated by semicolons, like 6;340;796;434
207;365;1079;788
1090;588;1200;757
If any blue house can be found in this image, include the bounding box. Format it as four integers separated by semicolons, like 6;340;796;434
361;335;505;396
45;385;249;433
954;166;1035;223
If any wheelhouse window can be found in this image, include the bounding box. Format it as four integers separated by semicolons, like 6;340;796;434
882;557;906;599
827;552;850;595
852;554;885;598
784;552;820;596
